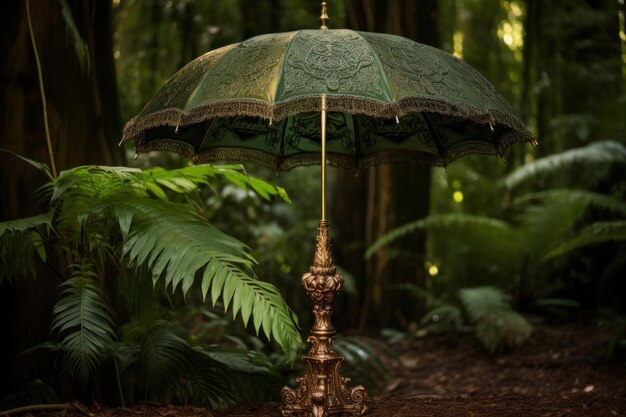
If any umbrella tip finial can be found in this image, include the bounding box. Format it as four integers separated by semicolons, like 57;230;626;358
320;2;329;30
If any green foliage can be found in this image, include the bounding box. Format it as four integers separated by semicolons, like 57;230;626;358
369;141;626;318
334;336;397;394
51;263;117;384
420;304;463;334
0;155;302;405
366;213;514;260
546;221;626;259
0;213;50;284
116;320;282;407
503;141;626;190
459;287;532;353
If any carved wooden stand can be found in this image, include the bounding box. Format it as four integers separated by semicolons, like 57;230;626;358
281;220;368;417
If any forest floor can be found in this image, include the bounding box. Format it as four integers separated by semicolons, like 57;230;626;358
9;322;626;416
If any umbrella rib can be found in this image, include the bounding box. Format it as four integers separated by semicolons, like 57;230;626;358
422;112;446;162
355;31;396;105
198;118;217;151
272;31;302;108
277;117;289;171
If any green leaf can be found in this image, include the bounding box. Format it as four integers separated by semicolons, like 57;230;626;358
105;196;301;356
0;212;52;237
366;213;512;259
503;141;626;189
0;149;53;180
545;221;626;259
51;263;117;384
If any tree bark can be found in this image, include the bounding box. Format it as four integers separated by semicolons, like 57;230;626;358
333;0;438;330
0;0;121;397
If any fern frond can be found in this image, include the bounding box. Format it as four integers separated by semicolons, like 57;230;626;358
0;149;53;180
106;197;301;357
0;213;52;283
51;263;116;384
503;141;626;189
133;321;281;406
459;287;531;353
138;164;290;202
192;346;282;405
515;189;626;216
516;194;590;259
0;212;52;237
420;304;463;333
334;336;393;394
137;323;191;395
459;287;510;322
366;213;512;259
546;221;626;259
475;311;532;353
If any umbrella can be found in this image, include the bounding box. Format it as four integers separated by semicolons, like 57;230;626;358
121;4;535;416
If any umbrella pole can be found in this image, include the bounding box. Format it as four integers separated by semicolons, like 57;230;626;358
321;94;327;221
281;95;368;417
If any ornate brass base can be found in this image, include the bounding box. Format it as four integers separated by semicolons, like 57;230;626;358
281;221;368;417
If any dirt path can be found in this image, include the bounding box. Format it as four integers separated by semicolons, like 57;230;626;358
5;322;625;416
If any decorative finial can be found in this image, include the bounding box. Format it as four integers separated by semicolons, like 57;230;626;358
320;1;329;30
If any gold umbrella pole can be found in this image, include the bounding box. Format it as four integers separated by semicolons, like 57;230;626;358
281;95;368;416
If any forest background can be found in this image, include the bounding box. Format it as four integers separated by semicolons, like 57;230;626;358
0;0;625;408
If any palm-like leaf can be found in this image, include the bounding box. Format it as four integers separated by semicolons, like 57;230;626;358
503;140;626;189
137;323;192;395
0;212;51;284
459;287;531;353
334;336;395;394
515;194;590;260
48;164;301;356
514;187;626;260
546;221;626;259
51;263;117;384
459;287;510;322
366;213;513;259
111;197;301;356
515;189;626;216
133;321;282;406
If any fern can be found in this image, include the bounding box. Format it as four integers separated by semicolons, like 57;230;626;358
131;321;281;406
515;193;590;260
334;336;396;394
0;213;51;284
420;304;463;334
103;196;301;356
546;221;626;259
366;213;513;259
48;164;301;356
459;287;531;353
137;323;192;396
51;263;117;384
518;189;626;214
503;140;626;189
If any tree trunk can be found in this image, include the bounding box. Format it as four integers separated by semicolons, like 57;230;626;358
0;0;121;398
333;0;438;330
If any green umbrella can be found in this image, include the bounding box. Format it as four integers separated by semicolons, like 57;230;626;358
121;5;534;416
122;30;533;172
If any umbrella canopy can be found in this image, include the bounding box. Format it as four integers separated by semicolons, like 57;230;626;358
121;29;534;171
